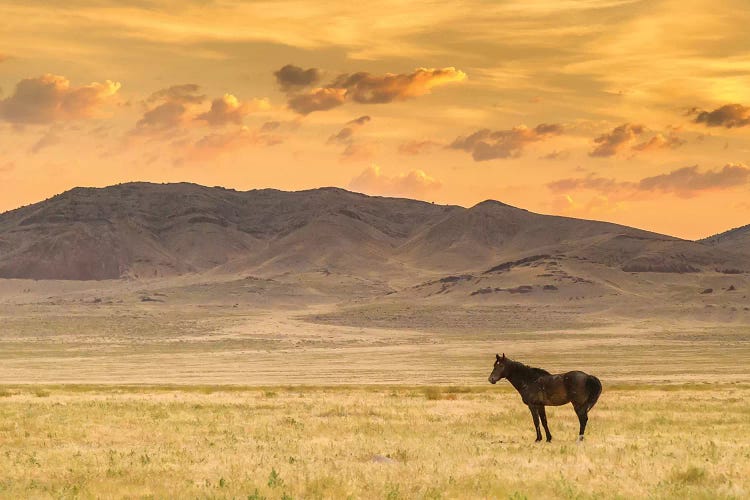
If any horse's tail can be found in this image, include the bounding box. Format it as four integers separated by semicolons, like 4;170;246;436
585;375;602;412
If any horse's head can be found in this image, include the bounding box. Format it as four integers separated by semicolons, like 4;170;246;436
488;353;508;384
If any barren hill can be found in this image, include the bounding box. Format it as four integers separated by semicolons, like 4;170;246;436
0;182;746;281
701;225;750;255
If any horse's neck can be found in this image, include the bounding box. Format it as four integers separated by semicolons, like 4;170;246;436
506;362;537;395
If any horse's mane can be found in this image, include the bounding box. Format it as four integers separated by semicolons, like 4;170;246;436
508;359;550;379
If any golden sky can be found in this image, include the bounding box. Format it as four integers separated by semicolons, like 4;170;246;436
1;0;749;239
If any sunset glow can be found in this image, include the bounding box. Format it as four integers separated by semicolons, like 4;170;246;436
2;0;749;239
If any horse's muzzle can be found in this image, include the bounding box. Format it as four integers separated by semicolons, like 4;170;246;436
488;377;497;384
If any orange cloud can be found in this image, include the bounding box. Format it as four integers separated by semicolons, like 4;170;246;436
283;67;466;114
196;94;271;126
180;126;282;162
549;193;623;217
0;74;120;124
349;165;441;198
330;67;466;104
691;104;750;128
449;123;563;161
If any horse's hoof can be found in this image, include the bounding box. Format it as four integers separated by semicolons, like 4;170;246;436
535;438;542;442
546;438;552;443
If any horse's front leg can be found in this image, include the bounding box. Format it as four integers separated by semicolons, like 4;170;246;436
538;406;552;442
528;405;542;442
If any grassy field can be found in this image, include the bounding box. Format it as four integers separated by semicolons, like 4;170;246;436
2;279;750;498
0;384;748;499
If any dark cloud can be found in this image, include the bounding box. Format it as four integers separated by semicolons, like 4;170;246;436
548;164;750;199
398;139;439;156
326;116;375;161
540;150;570;160
327;115;371;145
133;84;205;133
280;66;466;114
589;123;644;157
274;64;321;92
0;74;120;124
590;123;685;157
692;104;750;128
288;87;347;115
449;123;563;161
135;101;187;132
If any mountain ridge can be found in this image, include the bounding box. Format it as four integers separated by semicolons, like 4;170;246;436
0;182;746;280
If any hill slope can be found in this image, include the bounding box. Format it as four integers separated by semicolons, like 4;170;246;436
0;182;746;280
701;225;750;255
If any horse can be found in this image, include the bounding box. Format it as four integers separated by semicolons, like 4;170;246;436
488;353;602;442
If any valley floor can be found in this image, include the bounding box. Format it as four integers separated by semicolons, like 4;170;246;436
1;301;750;385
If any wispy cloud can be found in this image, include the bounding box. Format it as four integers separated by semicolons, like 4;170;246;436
549;163;750;199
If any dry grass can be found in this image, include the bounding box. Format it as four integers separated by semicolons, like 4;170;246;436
2;278;750;498
2;303;750;386
0;385;748;499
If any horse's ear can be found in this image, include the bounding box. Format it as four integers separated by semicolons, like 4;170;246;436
502;352;506;360
496;353;500;361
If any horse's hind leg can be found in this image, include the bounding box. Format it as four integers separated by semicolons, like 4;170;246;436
538;406;552;442
573;403;588;441
529;405;542;442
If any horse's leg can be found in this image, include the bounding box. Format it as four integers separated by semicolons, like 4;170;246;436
573;403;588;441
529;405;542;442
538;406;552;442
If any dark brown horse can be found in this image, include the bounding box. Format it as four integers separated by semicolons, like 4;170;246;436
488;353;602;442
